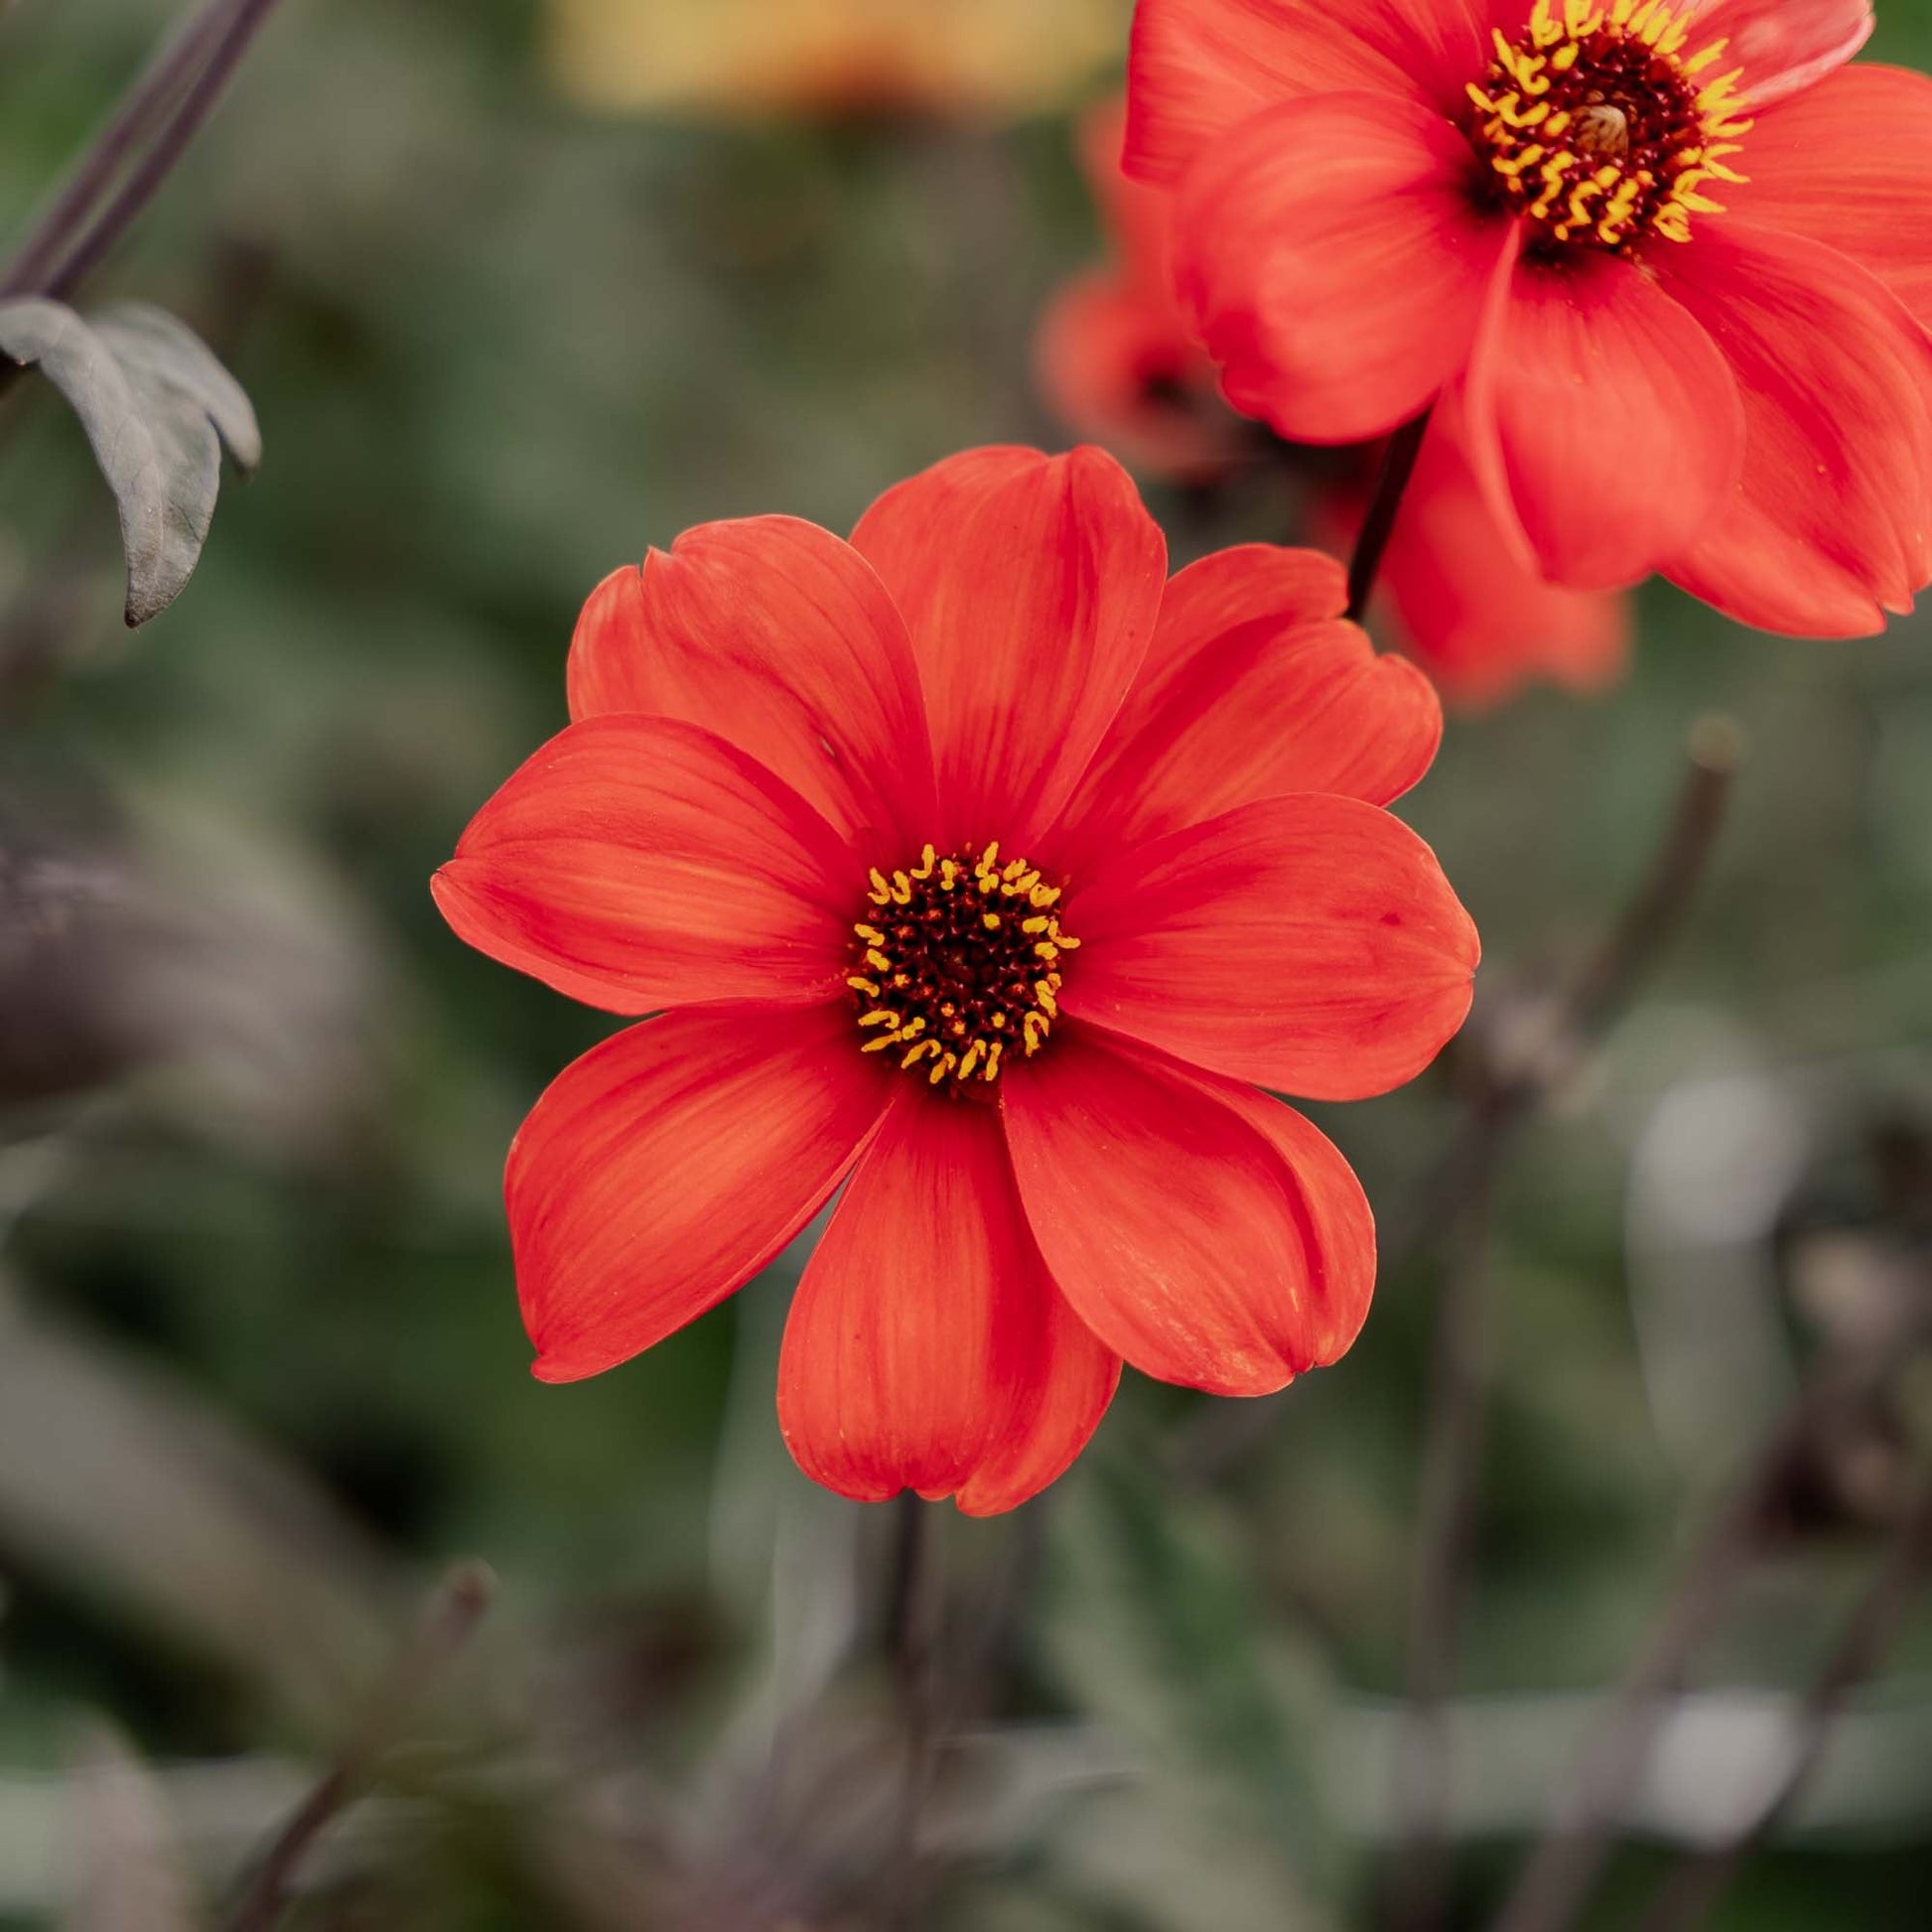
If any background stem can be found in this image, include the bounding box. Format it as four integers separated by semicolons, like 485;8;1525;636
1345;405;1434;624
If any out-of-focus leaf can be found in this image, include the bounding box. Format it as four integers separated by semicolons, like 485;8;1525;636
1039;1461;1345;1925
0;297;260;627
0;1273;403;1731
60;1724;202;1932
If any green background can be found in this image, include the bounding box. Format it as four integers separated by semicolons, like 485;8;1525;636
3;0;1932;1924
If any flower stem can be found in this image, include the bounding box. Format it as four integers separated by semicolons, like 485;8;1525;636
1633;1464;1932;1932
0;0;285;303
1344;404;1434;624
1385;719;1743;1277
887;1491;940;1928
1389;1125;1502;1932
223;1561;495;1932
1388;723;1743;1932
1486;1346;1917;1932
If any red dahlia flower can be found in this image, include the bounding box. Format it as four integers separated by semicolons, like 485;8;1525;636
1126;0;1932;635
433;448;1478;1512
1039;98;1629;704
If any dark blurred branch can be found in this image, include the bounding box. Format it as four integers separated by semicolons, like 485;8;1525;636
1344;405;1433;623
886;1492;939;1931
1559;716;1742;1041
223;1562;495;1932
1389;723;1743;1930
1634;1465;1932;1932
1489;1341;1922;1932
1393;718;1744;1270
0;0;284;305
1389;1135;1501;1931
0;1;225;296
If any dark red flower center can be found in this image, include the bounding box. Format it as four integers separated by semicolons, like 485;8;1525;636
1466;0;1752;251
846;842;1077;1088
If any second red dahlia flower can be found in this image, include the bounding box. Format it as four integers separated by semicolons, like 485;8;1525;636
434;447;1477;1512
1039;95;1631;705
1127;0;1932;636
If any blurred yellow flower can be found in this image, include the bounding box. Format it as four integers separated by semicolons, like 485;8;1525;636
545;0;1129;118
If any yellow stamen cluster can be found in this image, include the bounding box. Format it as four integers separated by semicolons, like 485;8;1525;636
1466;0;1751;250
846;842;1078;1088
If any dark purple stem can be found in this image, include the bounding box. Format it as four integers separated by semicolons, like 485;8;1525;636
1344;404;1433;623
0;0;230;296
37;0;286;305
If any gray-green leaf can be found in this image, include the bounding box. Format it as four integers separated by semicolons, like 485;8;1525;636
0;296;261;627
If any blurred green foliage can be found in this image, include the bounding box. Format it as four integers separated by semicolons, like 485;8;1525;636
4;0;1932;1926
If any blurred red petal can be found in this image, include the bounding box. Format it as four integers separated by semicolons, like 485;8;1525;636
777;1093;1119;1509
1173;92;1507;443
850;446;1166;852
1077;94;1174;297
512;1005;892;1383
433;715;855;1014
1124;0;1484;185
1658;222;1932;636
1063;792;1477;1100
1003;1029;1375;1395
1033;271;1235;481
565;516;934;851
1686;0;1871;105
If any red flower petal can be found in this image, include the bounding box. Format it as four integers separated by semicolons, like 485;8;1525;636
1687;0;1871;106
1062;792;1478;1100
1033;270;1236;482
1728;65;1932;332
848;446;1040;614
1372;397;1632;707
510;1004;892;1384
955;1282;1122;1517
1173;92;1507;443
1463;232;1743;592
776;1093;1120;1510
433;716;857;1014
1003;1029;1375;1396
1053;547;1442;867
850;447;1167;853
565;516;935;853
1078;95;1174;299
1657;222;1932;636
1124;0;1488;185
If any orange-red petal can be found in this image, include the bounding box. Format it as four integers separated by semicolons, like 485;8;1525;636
1053;544;1440;866
565;515;934;853
1463;234;1743;592
1033;270;1237;483
433;716;856;1014
1657;222;1932;636
1727;65;1932;333
510;1004;892;1384
776;1092;1120;1511
1002;1029;1375;1396
1124;0;1485;185
1062;792;1478;1101
1370;399;1632;707
1173;92;1507;444
850;446;1167;853
1684;0;1870;106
